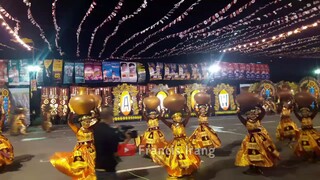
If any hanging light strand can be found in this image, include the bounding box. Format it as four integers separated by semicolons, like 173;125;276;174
87;0;124;58
0;5;20;34
98;0;149;58
22;0;51;51
76;0;96;57
52;0;63;55
111;0;186;58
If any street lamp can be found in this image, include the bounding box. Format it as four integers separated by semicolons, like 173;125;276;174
314;68;320;74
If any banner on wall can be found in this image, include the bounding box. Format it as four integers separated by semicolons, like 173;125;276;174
190;64;201;80
102;62;120;82
53;59;63;82
164;63;178;80
63;62;74;84
200;63;209;80
137;63;146;83
8;60;20;86
93;62;102;81
0;60;8;85
75;62;85;83
84;62;94;81
43;59;53;84
9;88;30;125
36;60;44;86
120;62;137;82
148;62;163;80
178;64;190;80
19;59;29;85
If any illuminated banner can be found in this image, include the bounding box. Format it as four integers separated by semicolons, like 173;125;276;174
178;64;190;80
36;60;44;86
53;59;63;83
137;63;146;83
120;62;137;82
8;60;20;86
148;62;163;80
75;63;85;83
164;63;178;80
102;62;120;82
93;62;103;81
63;62;74;84
200;62;209;80
0;60;8;86
190;64;201;80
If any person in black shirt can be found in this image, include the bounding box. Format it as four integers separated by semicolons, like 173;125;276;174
93;106;130;180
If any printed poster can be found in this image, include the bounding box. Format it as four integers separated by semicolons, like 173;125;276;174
84;62;94;81
53;59;63;82
137;63;146;83
264;64;270;79
178;64;190;80
0;60;8;85
19;59;30;85
75;62;85;83
250;63;256;80
200;63;209;80
190;64;201;80
220;62;228;79
120;62;137;82
36;60;44;86
255;64;261;80
63;62;74;84
164;63;178;80
8;60;20;86
245;64;251;80
92;62;102;81
43;59;53;84
102;62;120;82
227;63;235;79
239;63;246;80
148;62;163;80
233;63;240;80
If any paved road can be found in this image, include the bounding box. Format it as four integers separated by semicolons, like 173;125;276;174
1;114;320;180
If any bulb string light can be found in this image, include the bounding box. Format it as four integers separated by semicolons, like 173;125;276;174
76;0;96;57
0;15;32;50
0;5;20;34
22;0;51;51
124;0;202;58
98;0;149;58
110;0;186;58
52;0;63;55
0;42;15;50
87;0;124;58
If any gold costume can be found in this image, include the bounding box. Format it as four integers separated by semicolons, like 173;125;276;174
10;114;27;135
294;117;320;157
139;118;167;153
50;127;96;180
190;116;221;149
151;120;201;178
235;120;280;167
276;108;299;141
0;133;14;167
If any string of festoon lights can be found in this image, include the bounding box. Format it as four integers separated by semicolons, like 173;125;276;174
87;0;124;58
0;5;20;34
221;20;320;53
0;42;15;50
76;0;96;57
170;2;319;58
110;0;186;58
22;0;51;51
123;0;203;58
98;0;149;58
131;0;249;58
0;14;32;50
52;0;63;55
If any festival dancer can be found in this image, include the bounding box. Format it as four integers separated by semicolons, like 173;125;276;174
236;93;280;175
10;106;27;135
293;92;320;161
50;110;97;180
189;102;221;156
0;105;14;168
138;109;167;157
42;104;53;133
151;104;200;179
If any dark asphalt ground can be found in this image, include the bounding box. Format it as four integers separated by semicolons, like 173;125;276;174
1;114;320;180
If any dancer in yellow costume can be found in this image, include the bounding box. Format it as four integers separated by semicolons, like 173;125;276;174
236;104;280;175
138;110;167;157
190;104;221;152
276;102;299;143
50;111;97;180
151;105;201;179
293;104;320;161
10;107;27;135
0;106;14;168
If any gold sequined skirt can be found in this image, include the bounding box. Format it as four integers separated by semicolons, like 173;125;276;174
151;137;201;177
235;131;280;167
138;128;167;152
276;118;300;141
294;128;320;157
189;124;221;149
0;134;14;167
50;142;96;180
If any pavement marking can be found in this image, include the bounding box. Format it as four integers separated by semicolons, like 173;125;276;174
40;159;50;163
21;137;47;141
234;121;275;126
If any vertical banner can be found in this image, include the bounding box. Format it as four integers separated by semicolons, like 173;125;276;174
0;60;8;85
8;60;20;86
9;88;30;125
0;88;10;124
220;62;228;79
239;63;246;80
200;62;209;80
84;62;94;81
36;60;44;86
178;64;191;80
227;63;235;79
63;62;74;84
191;64;201;80
170;64;179;80
148;62;163;80
93;62;102;81
31;79;37;91
137;63;146;83
75;63;85;83
120;62;137;82
53;59;63;83
264;64;270;79
233;63;240;80
102;62;120;82
250;63;256;80
255;64;261;80
19;59;30;85
245;64;251;80
43;59;53;84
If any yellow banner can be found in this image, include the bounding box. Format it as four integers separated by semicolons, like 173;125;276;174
53;59;63;72
44;59;53;69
